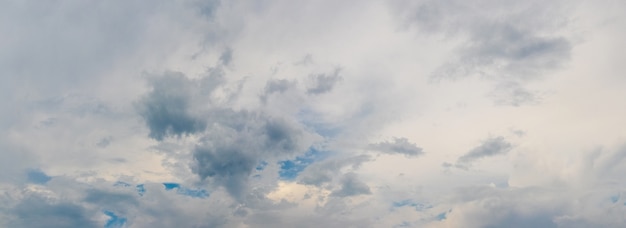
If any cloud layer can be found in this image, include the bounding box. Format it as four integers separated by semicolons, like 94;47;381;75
2;0;626;227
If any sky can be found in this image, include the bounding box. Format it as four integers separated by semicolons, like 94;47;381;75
1;0;626;227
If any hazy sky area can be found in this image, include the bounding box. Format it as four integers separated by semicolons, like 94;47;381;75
1;0;626;227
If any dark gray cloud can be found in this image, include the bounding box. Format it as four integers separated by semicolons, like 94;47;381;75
192;113;306;201
306;68;342;95
457;136;513;165
137;71;314;202
7;195;97;228
331;172;371;197
369;137;424;157
263;118;302;152
136;70;228;140
193;142;258;200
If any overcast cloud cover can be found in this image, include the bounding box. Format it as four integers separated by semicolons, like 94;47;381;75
1;0;626;227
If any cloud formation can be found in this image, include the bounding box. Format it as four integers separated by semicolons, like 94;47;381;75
457;136;513;165
306;68;343;95
392;0;574;105
2;0;626;227
330;172;372;197
137;72;211;140
369;137;424;157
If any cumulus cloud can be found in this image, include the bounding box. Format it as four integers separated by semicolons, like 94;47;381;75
136;72;210;140
136;70;317;201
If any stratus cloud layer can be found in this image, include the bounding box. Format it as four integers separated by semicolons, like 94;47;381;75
1;0;626;227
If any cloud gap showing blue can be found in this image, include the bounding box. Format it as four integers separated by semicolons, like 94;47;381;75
296;109;342;138
113;181;131;187
255;161;268;171
104;210;127;228
392;199;433;211
162;182;209;198
610;195;620;203
136;184;145;196
26;169;52;184
437;212;447;221
278;148;326;180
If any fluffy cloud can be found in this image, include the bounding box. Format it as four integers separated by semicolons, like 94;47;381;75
137;72;212;140
2;0;626;227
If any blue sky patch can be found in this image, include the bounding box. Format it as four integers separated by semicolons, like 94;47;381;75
256;161;268;171
392;199;433;211
163;182;209;198
436;212;447;221
104;210;127;228
611;195;620;203
136;184;145;196
177;188;209;198
393;221;411;228
163;182;181;190
297;108;342;138
113;181;131;187
26;169;52;184
278;148;326;180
